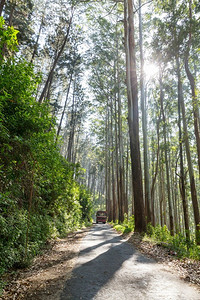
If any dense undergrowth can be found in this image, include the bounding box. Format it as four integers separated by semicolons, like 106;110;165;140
111;214;135;234
112;216;200;260
145;224;200;260
0;17;93;291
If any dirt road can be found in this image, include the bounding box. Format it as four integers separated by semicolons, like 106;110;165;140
60;224;200;300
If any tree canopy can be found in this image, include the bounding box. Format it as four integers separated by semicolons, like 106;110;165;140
0;0;200;286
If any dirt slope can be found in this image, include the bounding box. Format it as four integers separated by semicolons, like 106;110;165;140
1;228;89;300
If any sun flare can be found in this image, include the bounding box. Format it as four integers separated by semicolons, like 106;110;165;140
143;63;159;80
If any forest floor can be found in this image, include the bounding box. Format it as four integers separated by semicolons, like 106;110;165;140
1;224;200;300
1;228;90;300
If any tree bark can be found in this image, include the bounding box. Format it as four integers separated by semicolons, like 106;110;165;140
111;96;117;221
139;0;151;224
67;80;77;162
117;54;126;221
0;0;6;16
124;0;146;232
38;8;74;103
159;70;174;235
151;115;160;226
185;0;200;179
30;12;45;64
56;71;73;141
180;56;200;244
114;57;120;221
176;55;190;242
8;0;15;26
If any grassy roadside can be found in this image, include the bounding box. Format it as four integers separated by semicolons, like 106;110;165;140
111;217;200;261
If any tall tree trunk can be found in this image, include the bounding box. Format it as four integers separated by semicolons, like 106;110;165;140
111;96;117;221
8;0;15;26
117;59;126;221
0;0;6;16
179;61;200;244
124;0;146;232
67;81;77;162
159;70;174;235
176;55;190;242
151;115;160;226
159;154;165;226
125;139;129;213
139;0;151;224
185;0;200;179
56;71;73;140
106;101;112;221
114;59;120;221
38;7;74;103
30;11;45;63
72;125;80;164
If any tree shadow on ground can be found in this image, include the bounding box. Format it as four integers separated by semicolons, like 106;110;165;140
60;225;155;300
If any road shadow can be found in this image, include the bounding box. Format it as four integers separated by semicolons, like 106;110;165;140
60;225;155;300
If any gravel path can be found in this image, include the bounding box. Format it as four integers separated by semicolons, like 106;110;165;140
60;224;200;300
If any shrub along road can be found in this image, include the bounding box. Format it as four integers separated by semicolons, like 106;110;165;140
61;224;200;300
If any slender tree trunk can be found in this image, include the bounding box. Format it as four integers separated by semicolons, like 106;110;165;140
125;139;129;215
107;101;112;221
176;55;190;242
30;11;45;63
185;0;200;179
38;8;74;103
56;71;73;140
111;96;117;221
124;0;146;232
159;70;174;235
8;0;15;26
87;162;91;191
179;61;200;244
67;82;77;162
0;0;6;16
105;100;109;217
46;71;54;101
159;157;164;226
117;60;126;221
114;60;120;221
72;125;80;164
160;151;166;226
139;0;151;224
151;115;160;226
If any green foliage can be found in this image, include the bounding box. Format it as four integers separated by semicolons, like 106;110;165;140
79;186;93;223
0;16;19;59
146;224;171;242
0;18;93;287
111;214;135;234
146;224;200;260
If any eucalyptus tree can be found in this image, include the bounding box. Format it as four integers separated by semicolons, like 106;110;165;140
124;0;146;232
151;0;200;242
84;2;129;221
138;0;151;224
184;0;200;180
38;4;75;103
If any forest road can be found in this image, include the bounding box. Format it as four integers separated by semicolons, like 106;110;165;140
60;224;200;300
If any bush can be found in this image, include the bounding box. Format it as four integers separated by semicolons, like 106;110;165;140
0;17;93;285
145;224;200;260
112;214;135;234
